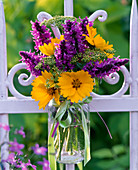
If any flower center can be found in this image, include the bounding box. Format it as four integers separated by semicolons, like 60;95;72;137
47;87;55;95
72;79;82;89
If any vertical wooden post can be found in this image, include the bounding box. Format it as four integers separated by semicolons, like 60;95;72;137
64;0;75;170
130;0;138;170
64;0;73;16
0;1;9;169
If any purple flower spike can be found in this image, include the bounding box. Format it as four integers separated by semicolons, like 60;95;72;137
31;20;52;51
9;138;24;155
55;19;90;71
32;144;48;156
37;158;51;170
83;57;129;78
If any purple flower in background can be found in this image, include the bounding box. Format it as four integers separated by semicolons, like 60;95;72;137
9;138;24;155
5;153;17;166
83;57;129;78
16;159;36;170
31;20;52;51
0;123;10;131
37;158;50;170
32;144;47;156
14;127;26;138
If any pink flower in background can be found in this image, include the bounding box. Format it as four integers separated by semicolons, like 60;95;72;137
9;138;24;155
0;123;10;131
37;158;50;170
32;144;47;155
14;126;26;138
16;159;36;170
4;153;17;166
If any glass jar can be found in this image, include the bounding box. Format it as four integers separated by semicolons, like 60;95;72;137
48;104;90;164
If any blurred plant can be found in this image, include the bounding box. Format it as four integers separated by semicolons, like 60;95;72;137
0;123;50;170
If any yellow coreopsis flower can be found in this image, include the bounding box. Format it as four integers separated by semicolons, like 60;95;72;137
39;35;64;56
83;24;97;46
58;70;95;103
84;24;113;52
93;34;113;51
31;70;60;109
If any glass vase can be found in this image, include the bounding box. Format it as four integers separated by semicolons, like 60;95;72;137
48;104;90;164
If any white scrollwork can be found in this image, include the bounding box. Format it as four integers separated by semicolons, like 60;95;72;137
6;63;35;99
37;11;61;39
91;66;132;98
89;10;108;22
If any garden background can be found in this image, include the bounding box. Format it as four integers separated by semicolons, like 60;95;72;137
3;0;131;169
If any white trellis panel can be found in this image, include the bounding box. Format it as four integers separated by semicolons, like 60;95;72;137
0;0;138;169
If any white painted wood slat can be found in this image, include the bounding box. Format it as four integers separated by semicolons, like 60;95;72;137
0;1;9;169
130;0;138;169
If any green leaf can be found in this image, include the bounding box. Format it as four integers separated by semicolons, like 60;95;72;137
95;159;119;169
77;162;83;170
48;122;57;170
83;96;92;104
78;104;90;166
115;153;129;167
92;148;113;159
112;144;126;156
55;100;69;119
58;110;72;128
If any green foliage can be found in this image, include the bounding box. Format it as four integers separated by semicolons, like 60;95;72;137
4;0;130;169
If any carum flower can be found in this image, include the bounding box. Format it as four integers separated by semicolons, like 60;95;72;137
39;35;64;56
58;70;95;103
31;70;60;109
32;144;47;155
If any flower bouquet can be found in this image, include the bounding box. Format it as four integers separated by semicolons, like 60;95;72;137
19;16;129;166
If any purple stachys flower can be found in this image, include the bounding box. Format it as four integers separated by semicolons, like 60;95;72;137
37;158;51;170
9;138;24;155
19;51;48;76
83;57;129;78
14;127;25;138
31;20;52;51
32;144;48;156
79;16;93;35
55;19;89;71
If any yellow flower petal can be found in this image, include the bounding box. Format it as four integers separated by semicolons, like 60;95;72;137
39;35;64;56
93;35;113;51
67;91;83;103
31;70;60;109
58;70;95;103
38;94;53;110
